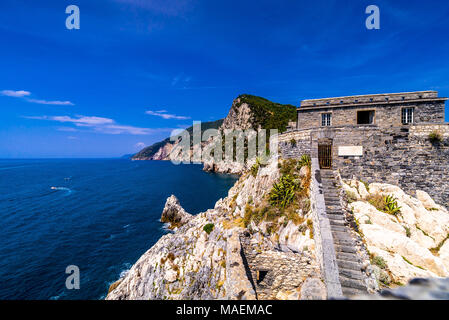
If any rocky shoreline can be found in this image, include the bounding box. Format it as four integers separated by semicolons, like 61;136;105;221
106;157;324;300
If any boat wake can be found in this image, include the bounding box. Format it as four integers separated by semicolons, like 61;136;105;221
50;186;73;195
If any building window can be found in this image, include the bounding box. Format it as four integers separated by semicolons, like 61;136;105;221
321;113;331;126
402;108;414;124
357;110;375;124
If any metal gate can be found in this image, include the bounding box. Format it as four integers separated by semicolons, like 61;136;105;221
318;144;332;169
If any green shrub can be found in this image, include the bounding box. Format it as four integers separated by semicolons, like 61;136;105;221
290;139;297;147
346;190;358;203
366;194;401;216
203;223;215;234
366;193;385;211
372;255;387;269
279;159;298;176
384;195;401;216
307;219;314;239
428;131;442;143
250;158;260;177
298;224;307;234
298;154;311;169
268;175;301;209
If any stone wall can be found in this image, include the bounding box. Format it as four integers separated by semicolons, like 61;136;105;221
309;158;343;299
297;101;446;130
301;91;439;107
279;124;449;207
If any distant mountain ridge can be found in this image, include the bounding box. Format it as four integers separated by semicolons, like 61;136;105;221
131;94;297;163
132;119;224;160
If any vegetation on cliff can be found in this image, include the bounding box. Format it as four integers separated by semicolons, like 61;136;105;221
132;94;297;160
243;156;312;232
235;94;297;133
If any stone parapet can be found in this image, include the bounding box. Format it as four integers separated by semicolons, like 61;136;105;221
310;158;343;299
301;91;442;108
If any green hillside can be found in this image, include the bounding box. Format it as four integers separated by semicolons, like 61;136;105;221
235;94;297;133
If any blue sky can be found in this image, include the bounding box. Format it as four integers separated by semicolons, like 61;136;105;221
0;0;448;158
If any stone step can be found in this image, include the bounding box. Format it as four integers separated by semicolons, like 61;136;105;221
337;252;361;262
335;244;357;254
326;205;342;211
339;268;365;281
326;208;343;214
330;225;350;233
323;189;339;194
327;214;345;221
342;287;366;297
333;237;355;246
337;259;363;272
325;202;341;208
333;232;354;240
326;201;341;206
329;219;346;226
339;276;367;291
322;184;338;188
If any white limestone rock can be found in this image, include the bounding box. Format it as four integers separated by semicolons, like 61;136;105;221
439;240;449;268
416;190;438;210
344;180;449;286
160;195;193;229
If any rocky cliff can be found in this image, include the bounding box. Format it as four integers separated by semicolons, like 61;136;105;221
132;120;224;161
131;95;297;174
341;179;449;287
106;157;324;300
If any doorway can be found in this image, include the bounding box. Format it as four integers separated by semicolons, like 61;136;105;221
318;144;332;169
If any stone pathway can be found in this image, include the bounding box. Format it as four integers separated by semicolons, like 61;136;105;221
320;169;368;297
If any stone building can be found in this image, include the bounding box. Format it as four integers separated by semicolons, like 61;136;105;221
279;91;449;206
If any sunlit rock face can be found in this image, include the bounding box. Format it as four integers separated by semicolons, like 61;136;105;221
343;179;449;286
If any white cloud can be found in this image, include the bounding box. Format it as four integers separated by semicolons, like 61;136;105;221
24;114;174;136
171;74;192;87
145;110;190;120
114;0;192;17
1;90;31;97
135;142;146;149
51;115;115;126
57;127;79;132
26;99;74;106
1;89;74;106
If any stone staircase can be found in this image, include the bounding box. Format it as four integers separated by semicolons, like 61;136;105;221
320;169;368;297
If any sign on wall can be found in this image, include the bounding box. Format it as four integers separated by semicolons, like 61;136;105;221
338;146;363;157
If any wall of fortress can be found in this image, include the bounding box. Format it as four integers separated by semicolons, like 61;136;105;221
279;124;449;207
297;102;446;130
